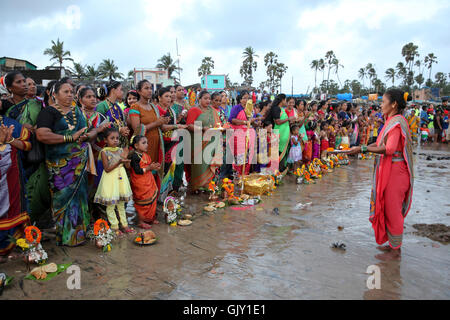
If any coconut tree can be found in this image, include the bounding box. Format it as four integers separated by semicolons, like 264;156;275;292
366;64;376;92
156;53;181;79
331;58;344;87
415;74;424;88
310;59;320;93
98;59;124;81
240;46;259;86
435;72;447;88
43;38;74;69
358;68;366;89
68;62;86;81
424;53;438;83
198;57;215;77
325;50;336;94
401;42;419;75
385;68;396;87
395;62;407;86
85;65;101;85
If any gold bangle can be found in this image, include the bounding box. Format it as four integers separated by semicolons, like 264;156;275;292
6;137;15;144
63;135;67;143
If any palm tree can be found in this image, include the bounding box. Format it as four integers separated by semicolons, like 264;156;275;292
415;74;424;88
358;68;366;89
435;72;447;87
332;58;344;87
310;60;320;93
318;59;325;83
325;50;336;94
385;68;396;87
156;53;181;79
43;38;74;69
85;65;101;85
424;53;438;82
395;62;407;86
68;62;86;81
198;57;215;77
366;64;376;92
240;46;259;86
401;42;419;75
98;59;124;81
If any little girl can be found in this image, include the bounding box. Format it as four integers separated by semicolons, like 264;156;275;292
319;128;329;158
94;127;135;235
340;127;350;149
130;135;161;230
287;125;302;171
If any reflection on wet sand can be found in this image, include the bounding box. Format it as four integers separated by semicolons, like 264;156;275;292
1;144;449;299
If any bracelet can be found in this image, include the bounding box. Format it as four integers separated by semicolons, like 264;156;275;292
6;137;15;144
361;144;368;154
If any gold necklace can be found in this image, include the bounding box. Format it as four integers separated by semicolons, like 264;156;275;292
54;104;77;131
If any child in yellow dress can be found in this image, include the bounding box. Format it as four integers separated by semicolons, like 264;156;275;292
94;127;135;235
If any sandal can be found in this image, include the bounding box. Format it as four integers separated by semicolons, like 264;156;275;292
114;230;124;237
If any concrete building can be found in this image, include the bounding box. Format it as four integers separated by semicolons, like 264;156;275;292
201;74;226;92
133;68;175;92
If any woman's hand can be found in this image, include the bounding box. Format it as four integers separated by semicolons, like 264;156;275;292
0;125;10;144
346;146;361;155
177;124;187;130
120;158;131;164
98;123;109;132
119;126;130;137
73;127;87;142
148;162;161;171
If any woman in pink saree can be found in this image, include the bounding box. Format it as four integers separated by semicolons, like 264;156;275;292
228;91;257;176
348;89;413;260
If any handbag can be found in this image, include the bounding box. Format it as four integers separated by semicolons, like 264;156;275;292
27;133;45;164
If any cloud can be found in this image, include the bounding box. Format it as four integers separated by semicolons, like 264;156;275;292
1;0;449;93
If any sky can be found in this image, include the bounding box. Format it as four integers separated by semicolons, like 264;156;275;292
1;0;449;93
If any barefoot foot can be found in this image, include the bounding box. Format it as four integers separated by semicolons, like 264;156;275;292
137;222;152;230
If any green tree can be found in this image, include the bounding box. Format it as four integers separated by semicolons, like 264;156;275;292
85;65;101;85
310;59;320;93
401;42;419;75
68;62;86;81
385;68;396;87
366;63;377;92
424;53;438;82
358;68;367;89
350;80;362;96
415;74;424;88
395;62;407;86
98;59;124;81
43;38;74;69
156;53;181;79
240;46;258;86
264;52;279;93
435;72;447;88
324;50;336;94
197;57;215;77
332;58;344;87
275;62;288;92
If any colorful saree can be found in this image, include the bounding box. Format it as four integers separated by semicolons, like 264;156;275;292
4;98;42;126
129;103;165;190
370;115;414;249
187;106;221;190
228;104;256;176
97;100;128;148
0;116;31;256
45;107;90;246
408;113;420;141
130;152;158;223
274;108;290;172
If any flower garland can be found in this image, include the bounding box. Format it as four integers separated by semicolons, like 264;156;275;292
91;219;115;252
14;226;47;265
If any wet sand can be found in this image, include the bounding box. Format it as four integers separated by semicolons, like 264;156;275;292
1;144;449;300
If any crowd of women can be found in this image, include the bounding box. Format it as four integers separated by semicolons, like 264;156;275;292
0;70;425;261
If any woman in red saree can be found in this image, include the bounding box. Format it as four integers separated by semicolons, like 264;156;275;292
348;89;414;260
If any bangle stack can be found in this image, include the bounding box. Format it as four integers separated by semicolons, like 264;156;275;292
64;135;74;143
361;144;368;154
